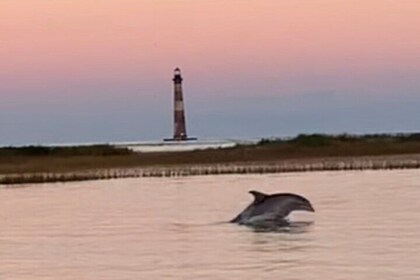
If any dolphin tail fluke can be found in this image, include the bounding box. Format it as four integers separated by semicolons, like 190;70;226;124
229;215;241;223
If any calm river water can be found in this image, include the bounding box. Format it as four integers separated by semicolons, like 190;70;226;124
1;170;420;279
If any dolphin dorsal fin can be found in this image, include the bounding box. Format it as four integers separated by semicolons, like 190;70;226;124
249;190;268;204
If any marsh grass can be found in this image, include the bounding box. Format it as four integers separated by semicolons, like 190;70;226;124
2;154;420;185
2;133;420;184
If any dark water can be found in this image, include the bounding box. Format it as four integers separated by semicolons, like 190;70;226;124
1;170;420;279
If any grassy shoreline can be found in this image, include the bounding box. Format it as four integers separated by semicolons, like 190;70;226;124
1;154;420;185
2;133;420;185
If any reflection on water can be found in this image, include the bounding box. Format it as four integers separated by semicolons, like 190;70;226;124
245;221;314;234
1;170;420;279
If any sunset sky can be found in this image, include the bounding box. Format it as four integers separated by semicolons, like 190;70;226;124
1;0;419;145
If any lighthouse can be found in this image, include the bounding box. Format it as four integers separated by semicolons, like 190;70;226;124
165;68;196;141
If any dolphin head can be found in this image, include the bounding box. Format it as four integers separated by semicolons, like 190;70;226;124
285;194;315;213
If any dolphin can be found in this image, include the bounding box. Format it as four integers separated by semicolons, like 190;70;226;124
230;190;315;228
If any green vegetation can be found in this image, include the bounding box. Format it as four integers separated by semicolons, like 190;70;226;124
1;133;420;178
0;145;131;157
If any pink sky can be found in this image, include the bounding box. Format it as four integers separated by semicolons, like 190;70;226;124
0;0;419;144
1;0;419;94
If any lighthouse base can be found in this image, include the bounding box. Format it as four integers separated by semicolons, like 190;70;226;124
163;137;198;142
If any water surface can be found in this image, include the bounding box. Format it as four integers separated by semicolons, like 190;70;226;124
1;170;420;279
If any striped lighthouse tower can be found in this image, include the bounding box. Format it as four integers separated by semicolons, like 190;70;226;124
168;68;196;141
